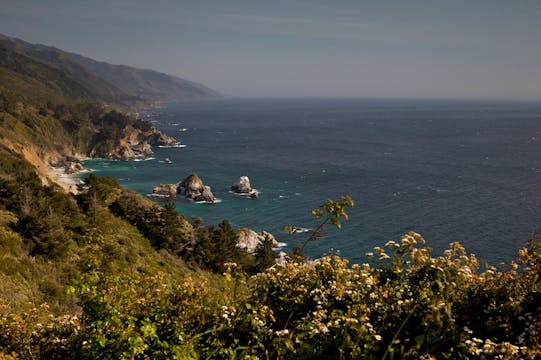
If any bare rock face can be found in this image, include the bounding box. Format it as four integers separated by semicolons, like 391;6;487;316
146;131;177;147
112;141;136;160
131;141;152;154
236;228;279;254
89;122;178;160
178;174;215;202
231;176;252;194
200;185;215;202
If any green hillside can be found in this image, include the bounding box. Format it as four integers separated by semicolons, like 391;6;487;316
0;34;220;106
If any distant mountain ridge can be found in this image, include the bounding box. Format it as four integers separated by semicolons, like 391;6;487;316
0;33;220;106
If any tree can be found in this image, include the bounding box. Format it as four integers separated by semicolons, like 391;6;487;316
285;195;354;261
160;199;191;254
254;234;276;272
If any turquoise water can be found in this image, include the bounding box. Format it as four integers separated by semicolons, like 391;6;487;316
81;98;541;264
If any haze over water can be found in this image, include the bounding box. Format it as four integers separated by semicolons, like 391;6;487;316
83;98;541;265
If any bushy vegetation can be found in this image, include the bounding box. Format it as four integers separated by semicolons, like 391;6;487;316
1;231;539;359
1;159;540;358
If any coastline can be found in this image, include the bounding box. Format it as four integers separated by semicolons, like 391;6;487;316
47;166;82;193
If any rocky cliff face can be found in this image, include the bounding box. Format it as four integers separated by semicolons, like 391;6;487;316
89;120;178;160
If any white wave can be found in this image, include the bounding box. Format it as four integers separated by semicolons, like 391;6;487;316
276;242;287;248
133;157;156;162
158;143;187;148
293;227;311;234
195;198;222;204
178;128;188;132
231;189;260;197
147;193;170;198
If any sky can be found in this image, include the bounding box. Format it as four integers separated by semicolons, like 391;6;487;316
1;0;540;100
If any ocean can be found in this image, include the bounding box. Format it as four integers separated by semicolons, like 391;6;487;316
81;98;541;265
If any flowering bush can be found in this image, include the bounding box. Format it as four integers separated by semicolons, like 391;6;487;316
1;234;539;359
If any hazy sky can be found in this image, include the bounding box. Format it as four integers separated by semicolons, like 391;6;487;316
1;0;540;100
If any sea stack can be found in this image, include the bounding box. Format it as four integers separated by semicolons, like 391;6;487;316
231;176;252;194
178;173;215;202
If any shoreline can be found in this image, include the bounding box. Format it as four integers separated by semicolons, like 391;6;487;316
47;166;83;193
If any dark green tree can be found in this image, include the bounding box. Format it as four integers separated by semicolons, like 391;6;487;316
254;234;276;272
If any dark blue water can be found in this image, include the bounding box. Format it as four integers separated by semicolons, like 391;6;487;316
83;98;541;265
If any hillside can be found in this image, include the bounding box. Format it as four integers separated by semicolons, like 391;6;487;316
0;39;189;187
0;34;219;106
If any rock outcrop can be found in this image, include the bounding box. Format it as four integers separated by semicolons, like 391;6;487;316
152;173;215;202
236;228;279;254
52;156;85;174
152;183;179;197
231;176;252;194
179;174;215;202
90;122;178;160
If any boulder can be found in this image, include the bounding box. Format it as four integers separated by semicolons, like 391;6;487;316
179;174;215;202
152;183;179;197
65;161;84;174
236;228;279;254
231;176;252;194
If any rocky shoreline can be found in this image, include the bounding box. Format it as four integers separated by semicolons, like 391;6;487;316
45;114;182;192
88;121;180;161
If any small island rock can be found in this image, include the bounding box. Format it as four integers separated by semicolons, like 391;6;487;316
231;176;252;194
179;174;215;202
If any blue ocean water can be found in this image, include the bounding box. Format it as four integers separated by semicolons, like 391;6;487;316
82;98;541;265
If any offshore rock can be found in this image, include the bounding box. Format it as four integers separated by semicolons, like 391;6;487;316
231;176;252;194
236;228;279;254
152;183;179;197
178;174;215;202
